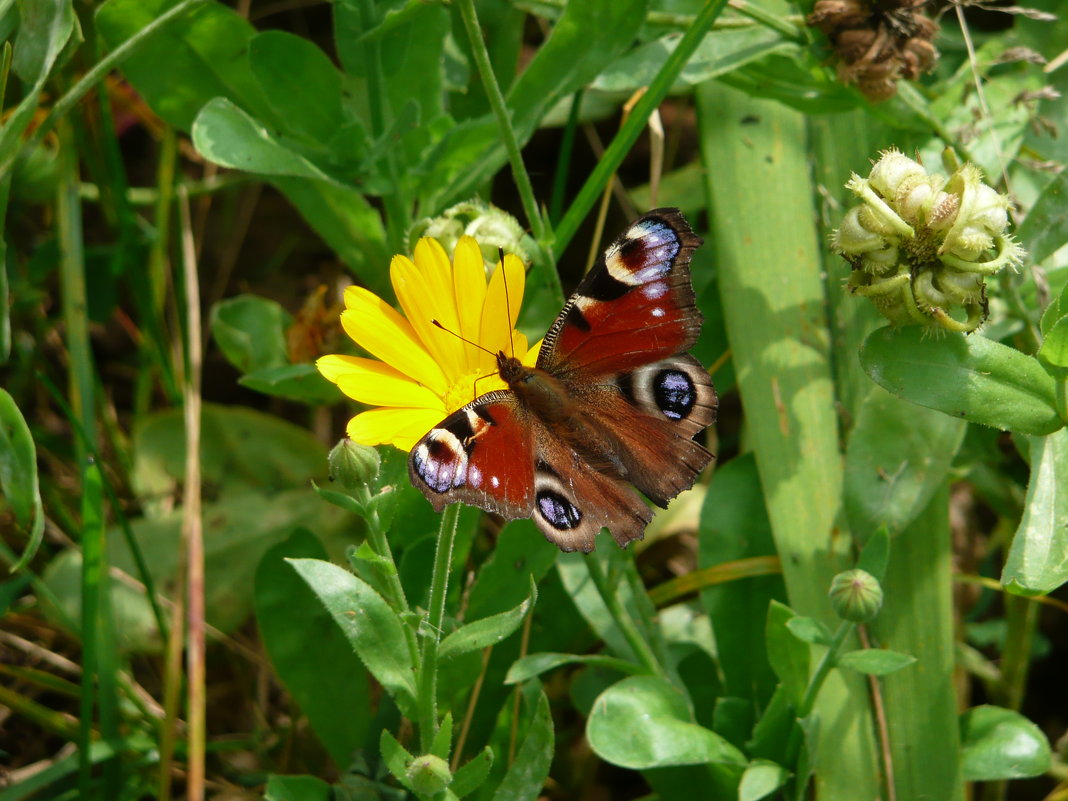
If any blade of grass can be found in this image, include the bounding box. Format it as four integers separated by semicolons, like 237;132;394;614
696;81;878;799
869;484;964;801
178;186;206;801
78;460;105;798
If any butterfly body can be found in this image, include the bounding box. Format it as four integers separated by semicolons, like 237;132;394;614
409;209;716;552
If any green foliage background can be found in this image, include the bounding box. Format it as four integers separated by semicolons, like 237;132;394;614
1;0;1067;800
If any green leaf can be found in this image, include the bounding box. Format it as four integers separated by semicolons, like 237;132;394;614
699;454;784;704
959;705;1051;781
192;98;337;181
837;648;916;676
0;388;45;570
464;520;558;621
380;729;414;789
764;601;809;706
248;31;346;145
287;557;417;716
860;326;1063;435
431;712;453;760
785;616;832;646
263;774;332;801
1039;279;1068;337
1001;428;1068;595
451;746;493;798
844;385;967;537
738;759;791;801
95;0;274;131
505;652;643;684
254;531;371;767
1038;315;1068;368
210;294;291;374
490;688;554;801
239;364;339;405
592;28;795;93
438;576;537;661
586;676;747;770
1016;170;1068;266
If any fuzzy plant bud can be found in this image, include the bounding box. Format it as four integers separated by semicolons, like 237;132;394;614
408;199;536;274
328;438;381;490
833;149;1026;333
406;754;452;796
829;569;884;623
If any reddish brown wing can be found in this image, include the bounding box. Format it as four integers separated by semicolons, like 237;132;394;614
537;208;703;379
537;209;716;513
409;391;535;520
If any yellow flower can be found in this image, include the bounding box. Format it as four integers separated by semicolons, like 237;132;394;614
317;236;538;451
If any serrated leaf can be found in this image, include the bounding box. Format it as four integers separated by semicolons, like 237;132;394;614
287;558;416;715
380;729;414;789
587;676;746;769
860;326;1063;435
1001;428;1068;595
960;705;1051;780
438;576;537;661
837;648;916;676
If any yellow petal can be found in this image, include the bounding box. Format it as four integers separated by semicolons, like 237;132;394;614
341;285;447;395
452;236;488;371
523;338;543;366
319;356;445;409
391;251;465;381
347;407;444;452
479;253;526;370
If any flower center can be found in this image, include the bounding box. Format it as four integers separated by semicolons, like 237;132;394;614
443;368;506;413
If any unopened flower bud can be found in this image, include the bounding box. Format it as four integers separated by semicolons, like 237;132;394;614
406;754;452;796
408;200;534;274
829;569;884;623
328;438;380;490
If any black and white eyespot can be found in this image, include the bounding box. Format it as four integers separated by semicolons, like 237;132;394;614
534;468;582;531
411;430;468;493
604;217;680;286
622;356;712;423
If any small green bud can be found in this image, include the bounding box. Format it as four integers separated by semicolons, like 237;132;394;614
406;754;452;796
328;438;381;490
829;569;884;623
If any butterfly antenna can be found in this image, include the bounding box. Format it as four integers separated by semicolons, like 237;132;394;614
499;247;515;359
431;319;497;358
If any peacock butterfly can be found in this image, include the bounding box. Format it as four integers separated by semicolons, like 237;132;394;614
408;208;717;552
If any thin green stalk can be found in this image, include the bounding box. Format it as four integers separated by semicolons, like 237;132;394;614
798;622;851;719
585;555;664;678
456;0;546;245
56;118;95;463
0;0;208;178
417;502;461;753
553;0;729;255
549;91;583;226
358;488;419;666
78;461;105;800
1000;593;1038;711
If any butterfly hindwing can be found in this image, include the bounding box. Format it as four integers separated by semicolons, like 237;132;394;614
409;391;535;519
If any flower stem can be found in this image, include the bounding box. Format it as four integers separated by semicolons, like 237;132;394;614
359;490;419;666
455;0;546;246
798;621;852;719
584;554;664;678
417;502;461;752
553;0;729;255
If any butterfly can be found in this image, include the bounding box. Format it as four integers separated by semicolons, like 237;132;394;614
408;208;717;552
